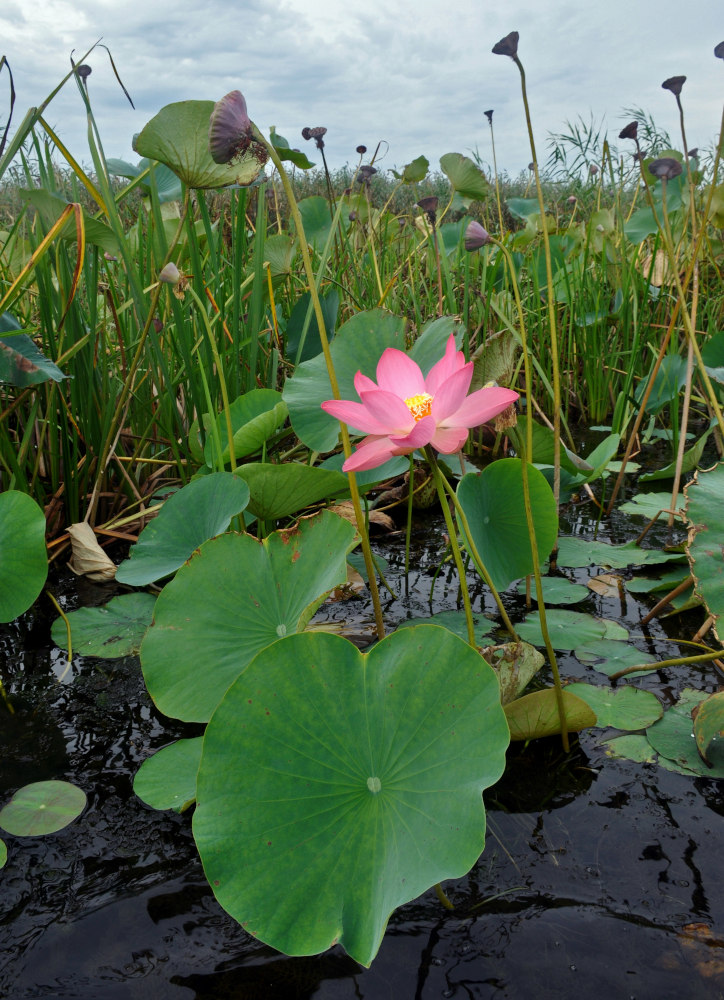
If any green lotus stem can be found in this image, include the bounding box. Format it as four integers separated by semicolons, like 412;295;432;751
509;50;562;506
610;648;724;681
260;134;386;640
427;450;518;642
434;882;454;910
405;454;415;583
424;448;477;648
0;675;13;714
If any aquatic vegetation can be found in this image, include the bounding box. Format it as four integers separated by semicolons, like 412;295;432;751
1;28;724;979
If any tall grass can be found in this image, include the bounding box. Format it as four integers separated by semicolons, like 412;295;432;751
1;64;722;537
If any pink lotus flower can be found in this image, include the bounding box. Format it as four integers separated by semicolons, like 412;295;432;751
321;335;519;472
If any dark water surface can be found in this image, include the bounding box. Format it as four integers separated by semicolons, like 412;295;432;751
2;498;724;1000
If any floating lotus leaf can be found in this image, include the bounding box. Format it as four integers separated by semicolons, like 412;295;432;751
193;626;509;967
134;737;203;813
0;491;47;623
565;683;662;730
116;473;250;586
645;689;724;777
516;610;627;650
556;537;685;570
515;576;589;605
0;838;5;868
140;510;357;722
575;639;659;677
0;780;86;836
51;593;156;658
396;609;495;646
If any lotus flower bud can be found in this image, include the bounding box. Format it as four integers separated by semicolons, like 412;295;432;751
464;220;491;251
159;262;181;284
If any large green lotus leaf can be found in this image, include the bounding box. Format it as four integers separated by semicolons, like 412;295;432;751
685;463;724;641
140;510;357;722
645;688;724;778
575;639;659;677
693;691;724;768
439;153;489;201
396;610;495;646
233;463;349;520
116;473;249;586
21;189;120;254
504;688;596;741
204;390;288;467
133;100;266;189
282;309;406;453
134;737;203;813
515;576;589;605
51;593;156;657
556;536;685;570
481;641;544;704
193;626;509;967
516;610;627;650
457;459;558;591
0;839;6;868
0;780;86;836
565;683;662;730
0;491;47;623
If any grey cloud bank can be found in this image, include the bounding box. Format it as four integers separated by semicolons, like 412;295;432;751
2;0;722;179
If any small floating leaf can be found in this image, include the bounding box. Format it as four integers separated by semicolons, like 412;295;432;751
565;683;662;730
516;610;627;650
0;780;86;836
556;537;685;570
646;689;724;778
51;593;156;658
134;737;203;813
516;577;589;605
575;639;659;677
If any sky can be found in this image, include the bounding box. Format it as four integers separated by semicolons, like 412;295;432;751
1;0;722;181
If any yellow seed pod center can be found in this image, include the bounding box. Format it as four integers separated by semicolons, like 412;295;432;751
404;392;433;422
